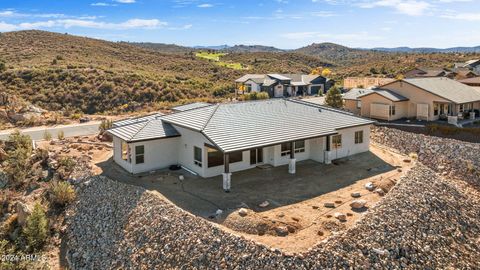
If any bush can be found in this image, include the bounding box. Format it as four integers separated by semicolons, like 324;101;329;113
325;86;343;108
57;156;76;179
243;92;269;101
22;203;48;251
57;130;65;140
50;181;75;206
42;131;52;141
99;119;113;134
3;131;33;186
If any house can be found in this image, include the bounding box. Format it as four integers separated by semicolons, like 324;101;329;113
108;100;373;191
452;68;478;80
343;77;480;122
459;77;480;87
455;59;480;74
343;88;374;114
343;77;395;89
235;73;334;98
404;67;454;79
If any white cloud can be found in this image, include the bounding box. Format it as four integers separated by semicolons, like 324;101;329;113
0;18;168;31
359;0;432;16
115;0;136;3
91;2;118;6
197;3;213;8
281;31;383;43
441;12;480;21
0;9;66;18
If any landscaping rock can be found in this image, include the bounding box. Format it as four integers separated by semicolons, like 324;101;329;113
238;208;248;217
365;182;375;191
349;199;367;209
351;192;361;198
16;202;32;227
275;226;289;237
324;202;335;208
259;201;269;208
334;212;347;222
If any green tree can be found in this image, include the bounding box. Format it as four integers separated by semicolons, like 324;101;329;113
325;86;343;108
23;203;48;251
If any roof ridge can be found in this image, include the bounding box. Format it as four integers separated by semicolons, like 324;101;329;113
200;104;221;131
128;119;152;141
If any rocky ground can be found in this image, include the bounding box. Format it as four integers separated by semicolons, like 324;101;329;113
66;164;480;268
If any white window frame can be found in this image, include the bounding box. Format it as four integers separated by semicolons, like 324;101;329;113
294;140;305;153
135;145;145;164
280;142;291;156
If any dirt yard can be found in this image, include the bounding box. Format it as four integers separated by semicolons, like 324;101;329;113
102;144;414;254
36;135;113;175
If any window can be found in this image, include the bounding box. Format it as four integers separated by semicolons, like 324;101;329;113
294;140;305;153
245;84;252;93
194;146;202;167
207;146;243;168
390;105;396;116
332;135;342;149
281;142;291;156
355;131;363;144
250;148;263;165
356;100;362;109
433;104;439;116
459;104;464;112
121;141;130;163
135;145;145;164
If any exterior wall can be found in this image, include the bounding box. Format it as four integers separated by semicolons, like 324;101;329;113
245;81;261;92
174;125;212;177
343;77;395;89
129;137;180;174
382;81;450;121
325;125;371;161
359;94;408;121
112;136;133;173
344;99;361;114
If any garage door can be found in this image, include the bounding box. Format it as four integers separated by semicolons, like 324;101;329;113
370;103;390;120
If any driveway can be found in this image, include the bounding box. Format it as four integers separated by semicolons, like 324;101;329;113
0;121;101;141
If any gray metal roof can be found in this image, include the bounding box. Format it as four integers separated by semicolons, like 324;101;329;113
343;88;374;100
112;113;163;128
402;77;480;104
171;102;212;112
108;119;180;142
162;99;374;153
267;74;292;81
235;74;265;83
358;89;409;102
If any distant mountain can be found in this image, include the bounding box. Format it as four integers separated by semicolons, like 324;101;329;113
192;45;230;50
293;42;379;64
225;45;285;53
121;42;193;54
371;46;480;53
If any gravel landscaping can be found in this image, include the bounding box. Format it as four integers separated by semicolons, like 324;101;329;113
66;162;480;269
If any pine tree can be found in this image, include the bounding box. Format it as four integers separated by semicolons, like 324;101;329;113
325;86;343;108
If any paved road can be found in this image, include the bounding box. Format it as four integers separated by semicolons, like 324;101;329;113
0;121;101;141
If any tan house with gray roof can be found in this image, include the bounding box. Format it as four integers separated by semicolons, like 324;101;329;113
343;77;480;122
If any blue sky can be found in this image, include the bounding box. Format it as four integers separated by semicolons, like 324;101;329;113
1;0;479;49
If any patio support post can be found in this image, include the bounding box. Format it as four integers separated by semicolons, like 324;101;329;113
222;153;231;192
289;141;296;174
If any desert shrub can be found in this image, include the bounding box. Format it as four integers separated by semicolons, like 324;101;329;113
42;131;52;141
256;92;269;100
1;214;17;237
70;113;83;120
22;203;48;251
49;181;75;206
3;131;33;186
243;92;269;100
99;119;113;133
57;130;65;140
57;156;76;179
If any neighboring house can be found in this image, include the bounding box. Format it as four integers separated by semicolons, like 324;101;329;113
343;88;374;114
452;68;478;80
455;59;480;74
235;73;334;98
343;77;395;89
108;100;373;191
459;77;480;87
343;77;480;121
404;67;454;79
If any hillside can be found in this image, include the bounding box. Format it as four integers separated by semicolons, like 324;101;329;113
120;42;193;54
225;45;285;53
0;31;335;115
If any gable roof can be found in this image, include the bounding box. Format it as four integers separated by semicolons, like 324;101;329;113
267;74;291;81
171;102;212;112
235;74;325;87
235;74;265;83
162;99;374;153
108;119;180;142
398;77;480;104
358;89;409;102
343;88;374;100
112;113;164;128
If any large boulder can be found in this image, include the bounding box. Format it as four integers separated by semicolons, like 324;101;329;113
350;199;367;209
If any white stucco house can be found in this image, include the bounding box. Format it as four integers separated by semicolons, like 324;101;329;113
108;99;374;191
